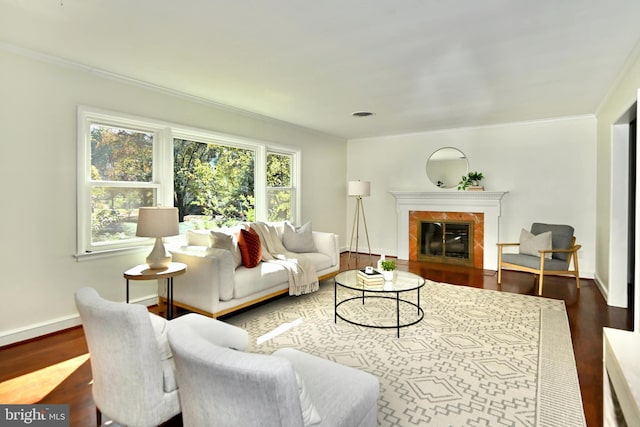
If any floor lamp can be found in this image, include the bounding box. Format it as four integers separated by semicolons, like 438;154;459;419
347;180;372;266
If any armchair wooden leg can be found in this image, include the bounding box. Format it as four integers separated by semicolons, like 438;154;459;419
538;274;544;295
96;407;102;427
573;254;581;290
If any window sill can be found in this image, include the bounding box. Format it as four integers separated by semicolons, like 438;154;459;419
74;246;147;262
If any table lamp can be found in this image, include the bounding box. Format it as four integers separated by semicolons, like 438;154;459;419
136;206;179;269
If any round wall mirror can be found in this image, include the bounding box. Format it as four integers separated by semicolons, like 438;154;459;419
426;147;468;189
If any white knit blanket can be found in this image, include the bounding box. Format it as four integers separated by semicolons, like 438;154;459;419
251;222;319;296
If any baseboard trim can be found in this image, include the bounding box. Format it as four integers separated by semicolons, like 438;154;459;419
592;272;608;302
0;296;158;347
0;315;82;348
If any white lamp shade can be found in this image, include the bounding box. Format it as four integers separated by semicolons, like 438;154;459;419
136;207;179;237
348;180;371;197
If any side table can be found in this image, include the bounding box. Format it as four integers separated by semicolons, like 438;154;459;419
603;327;640;426
123;262;187;319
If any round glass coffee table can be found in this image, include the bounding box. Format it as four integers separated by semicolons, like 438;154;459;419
334;269;425;338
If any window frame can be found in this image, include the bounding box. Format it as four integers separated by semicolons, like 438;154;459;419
266;148;301;224
76;106;299;258
76;106;174;257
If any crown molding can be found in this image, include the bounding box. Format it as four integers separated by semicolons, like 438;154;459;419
0;41;343;141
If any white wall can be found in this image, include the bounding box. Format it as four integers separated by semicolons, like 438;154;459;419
595;45;640;329
347;116;597;276
0;48;346;345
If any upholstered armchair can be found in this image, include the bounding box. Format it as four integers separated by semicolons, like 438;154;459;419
168;320;380;427
497;223;581;295
74;287;248;427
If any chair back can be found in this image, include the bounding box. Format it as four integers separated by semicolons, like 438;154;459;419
74;287;180;427
168;321;304;427
530;223;574;261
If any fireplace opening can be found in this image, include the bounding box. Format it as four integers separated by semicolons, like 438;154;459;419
418;220;474;266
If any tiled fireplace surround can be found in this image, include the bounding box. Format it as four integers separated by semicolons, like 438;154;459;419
409;211;484;268
390;191;508;271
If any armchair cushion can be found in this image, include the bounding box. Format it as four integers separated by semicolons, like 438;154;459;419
502;253;569;270
531;223;574;261
148;313;178;393
519;229;552;259
295;371;322;426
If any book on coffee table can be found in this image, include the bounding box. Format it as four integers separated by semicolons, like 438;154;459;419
357;269;384;285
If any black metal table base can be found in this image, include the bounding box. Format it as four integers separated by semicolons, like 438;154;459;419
126;277;174;320
334;283;424;338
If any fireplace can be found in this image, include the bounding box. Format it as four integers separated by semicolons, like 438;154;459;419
409;211;483;268
418;220;474;266
390;191;507;270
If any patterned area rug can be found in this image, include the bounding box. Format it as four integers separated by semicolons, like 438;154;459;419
226;279;586;427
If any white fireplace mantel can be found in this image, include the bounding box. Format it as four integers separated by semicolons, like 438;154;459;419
390;191;508;270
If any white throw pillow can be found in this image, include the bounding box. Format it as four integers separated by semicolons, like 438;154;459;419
519;229;552;259
210;229;243;268
295;371;322;426
283;222;317;253
185;229;212;247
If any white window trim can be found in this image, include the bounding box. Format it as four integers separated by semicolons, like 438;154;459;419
76;106;174;258
266;147;301;224
171;127;269;221
76;105;299;259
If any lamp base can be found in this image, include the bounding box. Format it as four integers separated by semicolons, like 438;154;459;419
146;237;172;269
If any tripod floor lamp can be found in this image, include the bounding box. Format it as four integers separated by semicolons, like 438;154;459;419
347;180;372;266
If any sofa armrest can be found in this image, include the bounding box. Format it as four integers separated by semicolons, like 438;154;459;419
168;245;237;313
169;313;248;351
312;231;339;267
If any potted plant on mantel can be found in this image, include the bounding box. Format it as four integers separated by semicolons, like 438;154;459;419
381;260;396;281
457;171;484;191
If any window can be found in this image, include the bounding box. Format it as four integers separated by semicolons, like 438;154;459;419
77;106;299;256
174;138;256;229
77;108;172;255
267;152;295;222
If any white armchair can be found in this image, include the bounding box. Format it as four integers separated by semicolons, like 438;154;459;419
168;320;380;427
74;287;248;427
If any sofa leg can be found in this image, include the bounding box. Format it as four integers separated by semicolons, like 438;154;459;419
96;407;102;427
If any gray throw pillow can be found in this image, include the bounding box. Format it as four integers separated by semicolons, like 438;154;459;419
519;229;552;259
283;222;317;253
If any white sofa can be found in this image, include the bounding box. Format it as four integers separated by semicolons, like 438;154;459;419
166;222;340;318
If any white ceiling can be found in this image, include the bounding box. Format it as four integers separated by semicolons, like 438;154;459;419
2;0;640;139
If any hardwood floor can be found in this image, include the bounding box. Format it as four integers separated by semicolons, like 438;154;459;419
0;254;632;427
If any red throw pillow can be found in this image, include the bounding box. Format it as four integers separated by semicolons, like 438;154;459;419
237;228;262;268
